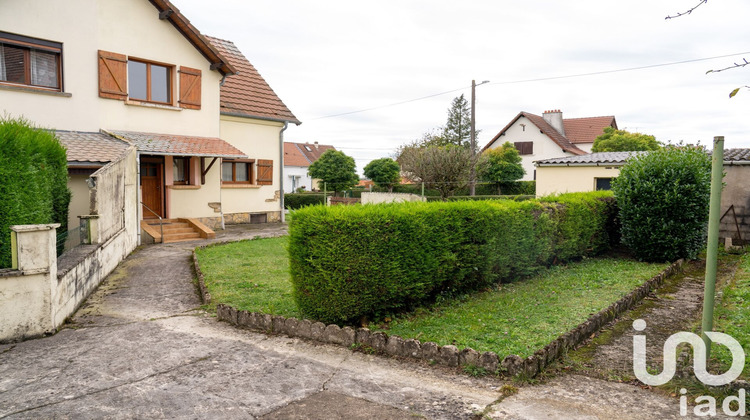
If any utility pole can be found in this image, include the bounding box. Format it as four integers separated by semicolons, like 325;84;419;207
469;80;489;196
701;136;724;357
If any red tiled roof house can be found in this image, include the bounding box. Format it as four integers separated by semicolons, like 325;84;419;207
283;141;336;192
483;110;617;181
1;0;299;242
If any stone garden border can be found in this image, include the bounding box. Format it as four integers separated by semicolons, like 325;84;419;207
193;240;684;378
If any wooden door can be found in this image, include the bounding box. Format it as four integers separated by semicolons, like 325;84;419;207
141;161;163;218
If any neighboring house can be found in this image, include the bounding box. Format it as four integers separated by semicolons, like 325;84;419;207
483;110;617;181
534;152;640;196
283;141;336;192
719;148;750;246
536;148;750;246
0;0;299;241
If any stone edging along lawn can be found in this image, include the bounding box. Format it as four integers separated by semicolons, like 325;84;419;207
193;245;684;378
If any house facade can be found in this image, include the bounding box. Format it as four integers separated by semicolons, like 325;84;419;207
534;152;638;196
0;0;299;241
283;141;336;192
483;110;617;181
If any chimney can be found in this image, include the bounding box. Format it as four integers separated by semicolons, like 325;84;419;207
543;109;565;136
314;141;319;149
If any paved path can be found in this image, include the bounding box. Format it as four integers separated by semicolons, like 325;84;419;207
0;223;702;419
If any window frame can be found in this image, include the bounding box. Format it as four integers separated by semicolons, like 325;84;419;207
127;57;173;105
595;177;613;191
221;159;256;184
0;31;63;92
172;157;190;185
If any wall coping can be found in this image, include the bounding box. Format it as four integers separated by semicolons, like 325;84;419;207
10;223;60;233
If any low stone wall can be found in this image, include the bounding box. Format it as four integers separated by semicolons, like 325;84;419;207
198;241;684;377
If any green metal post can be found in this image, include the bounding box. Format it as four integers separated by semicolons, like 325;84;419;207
701;136;724;357
324;182;327;206
421;182;425;198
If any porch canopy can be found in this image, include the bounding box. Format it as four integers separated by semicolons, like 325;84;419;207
105;130;247;158
55;130;132;170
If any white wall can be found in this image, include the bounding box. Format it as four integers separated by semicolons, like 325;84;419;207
284;166;312;193
536;165;621;196
486;116;578;181
0;0;222;136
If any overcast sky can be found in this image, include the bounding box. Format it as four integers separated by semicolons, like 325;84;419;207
173;0;750;174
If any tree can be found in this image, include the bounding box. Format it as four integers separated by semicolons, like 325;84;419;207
442;94;472;148
478;142;525;194
612;146;711;262
363;158;401;192
591;127;661;152
397;143;475;199
307;149;359;195
417;95;479;149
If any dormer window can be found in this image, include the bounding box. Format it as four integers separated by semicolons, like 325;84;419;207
0;31;62;91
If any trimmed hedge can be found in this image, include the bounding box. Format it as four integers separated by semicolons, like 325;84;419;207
0;118;71;268
284;193;327;209
289;191;616;324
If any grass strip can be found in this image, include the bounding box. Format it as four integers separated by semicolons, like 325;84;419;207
712;251;750;380
378;257;668;358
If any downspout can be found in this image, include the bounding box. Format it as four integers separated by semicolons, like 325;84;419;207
279;121;289;223
136;152;142;245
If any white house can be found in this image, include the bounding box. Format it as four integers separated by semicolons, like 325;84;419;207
483;110;617;181
283;141;336;192
0;0;299;243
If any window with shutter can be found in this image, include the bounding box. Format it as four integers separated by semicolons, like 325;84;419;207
98;50;128;100
514;141;534;155
178;66;201;109
257;159;273;185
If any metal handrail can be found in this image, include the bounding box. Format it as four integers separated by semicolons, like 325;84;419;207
140;202;164;242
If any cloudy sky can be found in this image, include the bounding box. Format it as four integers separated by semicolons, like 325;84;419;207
174;0;750;174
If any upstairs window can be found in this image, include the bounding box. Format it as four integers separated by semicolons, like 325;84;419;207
514;141;534;155
98;50;200;109
0;31;62;91
127;59;171;104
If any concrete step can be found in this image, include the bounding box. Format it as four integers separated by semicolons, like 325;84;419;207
163;232;201;243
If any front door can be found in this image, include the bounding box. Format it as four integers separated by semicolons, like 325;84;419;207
141;160;164;219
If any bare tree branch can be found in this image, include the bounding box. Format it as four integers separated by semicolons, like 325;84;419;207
665;0;708;20
706;58;750;73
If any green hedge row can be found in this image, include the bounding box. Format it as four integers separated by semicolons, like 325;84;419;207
0;118;71;268
284;193;327;210
288;191;616;324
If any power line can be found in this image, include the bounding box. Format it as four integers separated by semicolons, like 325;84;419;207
310;51;750;121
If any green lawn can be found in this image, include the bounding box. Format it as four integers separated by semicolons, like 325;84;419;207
195;237;300;317
196;237;668;358
378;258;668;357
712;251;750;379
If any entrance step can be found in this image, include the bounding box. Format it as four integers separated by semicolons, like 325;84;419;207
140;218;215;244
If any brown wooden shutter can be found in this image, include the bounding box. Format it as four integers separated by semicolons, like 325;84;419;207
98;50;128;100
178;66;201;110
257;159;273;185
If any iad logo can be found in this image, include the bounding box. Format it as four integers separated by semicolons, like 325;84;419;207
632;319;747;417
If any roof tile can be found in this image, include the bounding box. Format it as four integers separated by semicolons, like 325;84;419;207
563;116;617;144
54;130;131;165
207;36;300;124
106;130;246;158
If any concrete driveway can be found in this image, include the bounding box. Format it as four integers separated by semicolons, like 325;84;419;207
0;223;695;419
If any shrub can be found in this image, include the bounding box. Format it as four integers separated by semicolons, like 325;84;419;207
612;147;711;262
284;193;326;209
0;118;70;267
288;192;616;324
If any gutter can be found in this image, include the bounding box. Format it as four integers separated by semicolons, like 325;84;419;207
279;121;289;222
220;111;301;126
535;162;626;168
